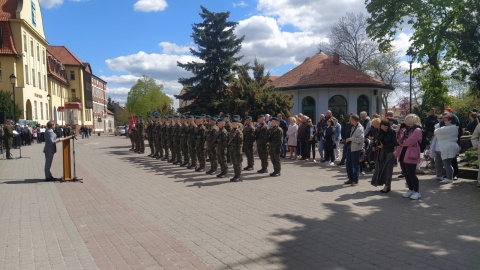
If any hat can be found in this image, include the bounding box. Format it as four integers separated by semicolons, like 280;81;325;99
180;116;186;119
195;116;203;119
168;116;174;119
444;107;453;113
271;117;279;121
233;115;240;118
224;114;230;118
188;115;194;119
217;118;225;122
258;114;265;118
232;119;240;123
246;116;252;120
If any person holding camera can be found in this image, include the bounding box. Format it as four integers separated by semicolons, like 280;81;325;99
394;114;423;200
370;119;397;193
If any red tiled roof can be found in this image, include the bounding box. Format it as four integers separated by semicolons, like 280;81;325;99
270;53;394;91
46;51;69;85
0;21;19;56
0;0;17;21
47;45;84;66
268;76;280;82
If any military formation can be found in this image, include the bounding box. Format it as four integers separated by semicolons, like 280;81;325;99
128;114;283;181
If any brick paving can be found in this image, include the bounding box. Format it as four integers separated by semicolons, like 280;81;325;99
0;136;479;269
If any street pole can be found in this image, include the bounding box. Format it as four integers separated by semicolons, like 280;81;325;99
409;61;412;113
9;74;23;158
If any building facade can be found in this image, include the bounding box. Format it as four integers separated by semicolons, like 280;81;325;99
0;0;50;126
270;53;394;120
91;73;107;132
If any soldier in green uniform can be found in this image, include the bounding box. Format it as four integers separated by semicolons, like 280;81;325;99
228;119;243;182
187;115;197;169
243;116;255;170
233;115;244;131
254;114;269;173
129;118;136;151
195;116;207;171
179;116;189;166
134;117;141;152
167;116;176;163
224;114;232;164
147;115;155;157
162;116;171;161
173;115;182;165
215;118;228;178
268;117;283;177
206;117;219;175
3;120;14;159
138;117;145;154
154;116;161;158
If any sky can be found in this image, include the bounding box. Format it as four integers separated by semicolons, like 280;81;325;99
39;0;413;108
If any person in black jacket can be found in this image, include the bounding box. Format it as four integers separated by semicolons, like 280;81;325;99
338;115;352;166
322;118;336;165
370;119;397;193
424;108;438;141
277;113;288;158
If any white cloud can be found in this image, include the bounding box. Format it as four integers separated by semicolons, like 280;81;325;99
233;1;248;8
392;32;413;56
257;0;366;35
39;0;64;8
133;0;168;12
235;16;324;68
158;42;191;54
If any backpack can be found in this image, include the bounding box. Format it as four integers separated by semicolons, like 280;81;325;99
419;128;429;152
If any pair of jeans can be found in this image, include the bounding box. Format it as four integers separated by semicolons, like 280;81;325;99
307;140;316;159
281;136;287;157
346;147;360;183
340;143;348;164
400;161;419;192
442;158;454;180
434;151;444;178
317;139;324;160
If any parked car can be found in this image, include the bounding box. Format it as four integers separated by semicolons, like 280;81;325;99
115;126;126;136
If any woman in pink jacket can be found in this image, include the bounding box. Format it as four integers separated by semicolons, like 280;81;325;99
394;114;423;200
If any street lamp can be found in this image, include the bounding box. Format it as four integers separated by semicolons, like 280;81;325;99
406;49;415;113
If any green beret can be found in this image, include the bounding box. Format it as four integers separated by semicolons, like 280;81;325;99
154;116;159;119
180;116;186;119
258;114;265;118
217;118;225;122
168;116;174;119
195;116;203;119
233;115;240;118
272;117;279;121
224;114;230;118
232;119;240;123
188;115;194;119
246;116;252;120
205;115;211;118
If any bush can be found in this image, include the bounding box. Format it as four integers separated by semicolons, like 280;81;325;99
461;148;479;169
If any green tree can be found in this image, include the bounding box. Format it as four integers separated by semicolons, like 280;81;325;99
365;0;464;112
107;96;116;114
176;6;244;115
0;90;21;122
417;67;452;111
225;60;293;119
125;75;172;117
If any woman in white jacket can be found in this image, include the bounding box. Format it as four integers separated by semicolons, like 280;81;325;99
470;122;480;188
286;117;298;159
433;115;459;183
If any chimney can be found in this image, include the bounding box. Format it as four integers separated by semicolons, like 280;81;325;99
333;51;340;65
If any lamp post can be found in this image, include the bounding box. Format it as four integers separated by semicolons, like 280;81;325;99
47;94;51;122
406;49;415;113
9;74;23;158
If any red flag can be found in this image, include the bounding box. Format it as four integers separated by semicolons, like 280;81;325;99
129;114;135;130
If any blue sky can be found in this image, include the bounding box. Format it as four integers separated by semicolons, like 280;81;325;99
40;0;412;108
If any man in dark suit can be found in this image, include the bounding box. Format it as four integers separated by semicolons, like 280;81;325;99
3;120;14;159
44;121;64;181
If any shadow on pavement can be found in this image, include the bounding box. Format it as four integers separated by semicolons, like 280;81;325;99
0;178;61;184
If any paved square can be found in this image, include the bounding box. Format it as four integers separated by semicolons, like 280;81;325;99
0;136;479;269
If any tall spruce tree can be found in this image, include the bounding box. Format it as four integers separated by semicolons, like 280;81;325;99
176;6;244;115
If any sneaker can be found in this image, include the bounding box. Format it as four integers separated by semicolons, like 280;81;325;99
312;159;316;163
410;192;421;200
453;176;458;180
329;162;335;166
440;178;453;184
402;190;414;198
361;171;365;176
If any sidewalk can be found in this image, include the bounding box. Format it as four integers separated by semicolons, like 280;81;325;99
0;136;479;269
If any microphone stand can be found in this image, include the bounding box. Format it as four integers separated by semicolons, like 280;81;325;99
71;135;83;182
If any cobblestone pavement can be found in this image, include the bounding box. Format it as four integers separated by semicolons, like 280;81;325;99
0;135;479;270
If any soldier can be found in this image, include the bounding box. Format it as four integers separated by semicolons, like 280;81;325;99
173;115;182;165
206;117;219;175
134;116;140;152
162;116;171;161
179;116;189;166
254;114;269;173
138;117;145;154
187;115;197;169
147;115;155;157
268;117;283;177
215;118;228;178
154;116;162;158
166;116;175;163
243;116;255;170
228;119;243;182
128;117;136;151
224;114;232;164
195;116;207;172
2;120;14;159
233;115;244;131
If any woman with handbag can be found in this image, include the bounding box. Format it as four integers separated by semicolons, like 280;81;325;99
434;114;459;184
394;114;423;200
370;119;396;193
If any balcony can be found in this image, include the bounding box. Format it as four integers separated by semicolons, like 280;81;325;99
66;97;82;103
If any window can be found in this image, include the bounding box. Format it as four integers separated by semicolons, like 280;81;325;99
0;26;3;49
70;71;75;80
46;103;49;120
71;89;76;101
328;95;348;119
0;70;2;82
34;101;38;119
38;72;41;89
36;45;39;61
32;68;35;86
40;102;43;120
44;75;47;90
30;40;33;57
357;95;369;116
23;33;27;52
301;96;316;120
25;65;29;84
42;49;45;64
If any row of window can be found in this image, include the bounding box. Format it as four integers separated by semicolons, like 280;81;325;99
23;32;46;64
32;100;49;121
301;95;372;120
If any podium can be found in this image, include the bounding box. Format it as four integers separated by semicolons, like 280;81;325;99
62;136;74;181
